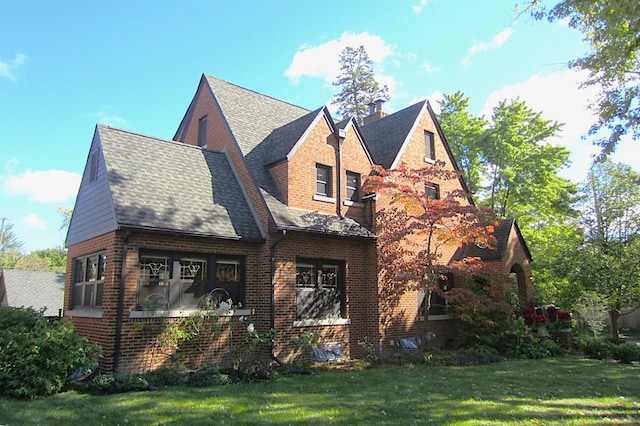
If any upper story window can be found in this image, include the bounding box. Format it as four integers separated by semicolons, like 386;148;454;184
316;164;332;197
89;151;99;183
425;182;440;200
73;251;107;308
424;130;435;162
198;115;208;147
345;171;360;202
137;251;245;312
296;258;345;321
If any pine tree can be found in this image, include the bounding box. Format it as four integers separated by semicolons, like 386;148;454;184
332;46;389;123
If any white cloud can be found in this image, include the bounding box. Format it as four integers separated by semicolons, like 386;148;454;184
480;69;640;182
462;27;514;68
412;0;429;14
3;169;81;202
22;213;47;230
89;107;127;127
0;53;27;80
284;32;394;87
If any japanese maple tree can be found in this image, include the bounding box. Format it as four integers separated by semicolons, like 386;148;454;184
365;162;498;332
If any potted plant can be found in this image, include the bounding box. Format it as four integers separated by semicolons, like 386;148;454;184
557;310;572;329
533;314;549;337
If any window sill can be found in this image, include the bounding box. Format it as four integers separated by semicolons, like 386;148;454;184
343;200;364;208
419;314;452;321
130;308;253;319
66;308;103;318
423;157;436;164
293;318;350;327
313;194;336;204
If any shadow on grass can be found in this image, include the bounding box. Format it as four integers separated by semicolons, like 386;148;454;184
2;358;639;425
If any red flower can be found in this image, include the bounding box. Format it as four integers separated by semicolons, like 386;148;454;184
558;311;571;320
533;314;547;324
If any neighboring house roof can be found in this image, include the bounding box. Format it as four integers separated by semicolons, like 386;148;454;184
67;125;265;245
0;269;64;316
452;218;533;262
202;75;376;239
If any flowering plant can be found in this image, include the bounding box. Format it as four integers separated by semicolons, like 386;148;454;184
557;311;571;321
533;314;547;324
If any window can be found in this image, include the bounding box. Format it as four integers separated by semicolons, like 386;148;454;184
296;258;345;321
424;130;435;161
419;272;453;317
198;115;208;147
345;171;360;201
73;252;106;308
316;164;332;197
425;182;440;200
89;151;98;183
137;251;245;311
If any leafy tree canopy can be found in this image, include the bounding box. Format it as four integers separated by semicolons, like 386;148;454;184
332;45;389;123
526;0;640;156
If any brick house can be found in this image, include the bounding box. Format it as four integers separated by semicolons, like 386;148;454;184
65;74;532;373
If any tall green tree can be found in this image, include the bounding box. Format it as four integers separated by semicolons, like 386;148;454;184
527;0;640;155
437;91;488;194
332;45;389;123
0;223;24;271
570;160;640;337
481;98;575;224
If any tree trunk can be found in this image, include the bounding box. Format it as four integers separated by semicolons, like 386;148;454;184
609;310;620;339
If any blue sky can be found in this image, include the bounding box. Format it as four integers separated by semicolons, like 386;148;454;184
1;0;638;252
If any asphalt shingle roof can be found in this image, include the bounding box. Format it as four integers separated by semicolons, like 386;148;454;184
98;124;264;241
1;269;64;315
452;218;532;262
204;76;375;239
361;101;425;169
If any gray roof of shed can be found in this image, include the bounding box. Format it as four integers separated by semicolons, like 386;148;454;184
1;269;64;315
98;124;264;241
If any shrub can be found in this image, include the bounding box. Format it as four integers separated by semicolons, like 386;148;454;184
185;366;230;387
86;374;154;395
142;367;185;387
609;343;639;364
0;306;99;399
579;338;610;360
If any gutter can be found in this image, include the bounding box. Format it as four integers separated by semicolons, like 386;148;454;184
113;230;130;373
269;230;287;365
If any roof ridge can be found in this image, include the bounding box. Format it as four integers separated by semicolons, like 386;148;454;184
97;124;216;153
204;74;311;113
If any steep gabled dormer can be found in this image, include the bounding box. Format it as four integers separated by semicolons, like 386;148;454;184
362;100;473;206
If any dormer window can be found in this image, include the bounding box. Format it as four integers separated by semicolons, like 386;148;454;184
424;130;435;162
316;164;332;197
198;115;208;147
346;171;360;202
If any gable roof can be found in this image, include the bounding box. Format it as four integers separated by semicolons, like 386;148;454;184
451;218;533;262
0;269;64;316
361;101;425;169
67;125;265;245
201;75;376;239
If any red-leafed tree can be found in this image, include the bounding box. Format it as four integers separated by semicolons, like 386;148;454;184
365;162;498;339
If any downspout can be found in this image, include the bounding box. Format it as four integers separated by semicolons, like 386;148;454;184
269;229;286;365
113;230;130;373
335;128;346;218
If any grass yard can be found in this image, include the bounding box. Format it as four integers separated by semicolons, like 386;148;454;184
1;357;639;425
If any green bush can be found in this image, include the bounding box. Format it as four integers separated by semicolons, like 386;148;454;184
609;343;639;364
0;306;99;399
86;374;153;395
142;367;185;387
579;338;609;359
185;366;230;387
423;347;503;366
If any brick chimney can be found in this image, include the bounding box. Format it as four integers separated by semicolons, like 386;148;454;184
363;99;387;125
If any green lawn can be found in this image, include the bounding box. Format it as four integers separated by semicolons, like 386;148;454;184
1;357;639;425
